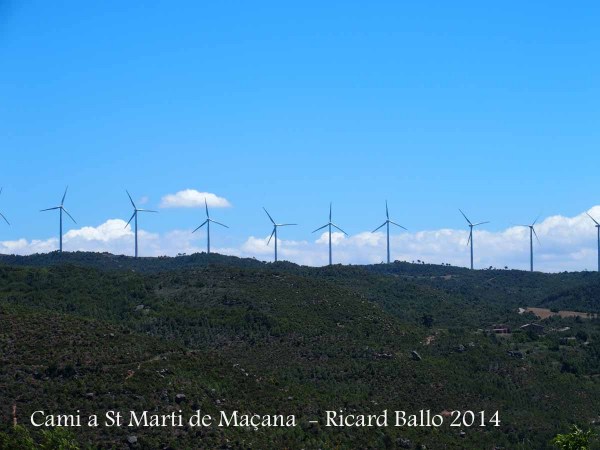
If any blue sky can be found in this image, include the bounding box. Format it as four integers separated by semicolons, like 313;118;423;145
1;2;600;269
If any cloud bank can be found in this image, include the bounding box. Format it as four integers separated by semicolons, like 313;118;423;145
3;207;600;272
160;189;231;208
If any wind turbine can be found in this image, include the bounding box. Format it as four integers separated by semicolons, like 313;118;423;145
125;190;157;258
312;203;348;266
519;216;540;272
586;212;600;272
459;209;489;270
40;186;76;252
0;188;9;227
193;198;229;254
372;201;406;264
263;207;296;262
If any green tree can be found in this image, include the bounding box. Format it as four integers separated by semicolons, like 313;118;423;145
0;426;35;450
0;426;79;450
421;314;434;328
575;331;588;342
551;425;595;450
40;428;79;450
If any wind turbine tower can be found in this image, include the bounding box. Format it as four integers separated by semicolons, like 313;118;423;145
41;186;76;252
193;198;229;254
372;201;406;264
459;209;489;270
586;212;600;272
263;208;296;262
519;217;540;272
312;203;348;266
125;190;157;258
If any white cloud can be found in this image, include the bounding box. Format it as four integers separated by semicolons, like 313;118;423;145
3;207;600;272
0;238;57;254
0;219;154;256
315;231;346;245
64;219;131;242
241;236;273;255
160;189;231;208
232;206;600;270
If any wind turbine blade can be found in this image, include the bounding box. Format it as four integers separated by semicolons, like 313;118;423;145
138;209;158;213
205;198;209;218
532;227;541;245
126;190;136;209
0;189;10;224
125;211;136;228
278;223;297;227
385;200;389;219
466;232;471;247
329;202;332;222
40;207;60;212
263;207;275;224
472;221;490;227
267;228;276;245
192;220;208;233
586;212;600;226
389;221;407;230
61;186;69;205
532;214;541;226
458;209;472;225
210;219;229;228
312;224;328;233
62;208;77;224
372;222;387;233
331;223;348;236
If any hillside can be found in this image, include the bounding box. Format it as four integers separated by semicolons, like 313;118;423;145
0;252;599;449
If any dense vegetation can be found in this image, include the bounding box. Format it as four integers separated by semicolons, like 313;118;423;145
0;252;599;448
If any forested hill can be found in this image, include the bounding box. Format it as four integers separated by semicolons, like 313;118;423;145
0;251;267;272
0;252;599;448
1;251;600;315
